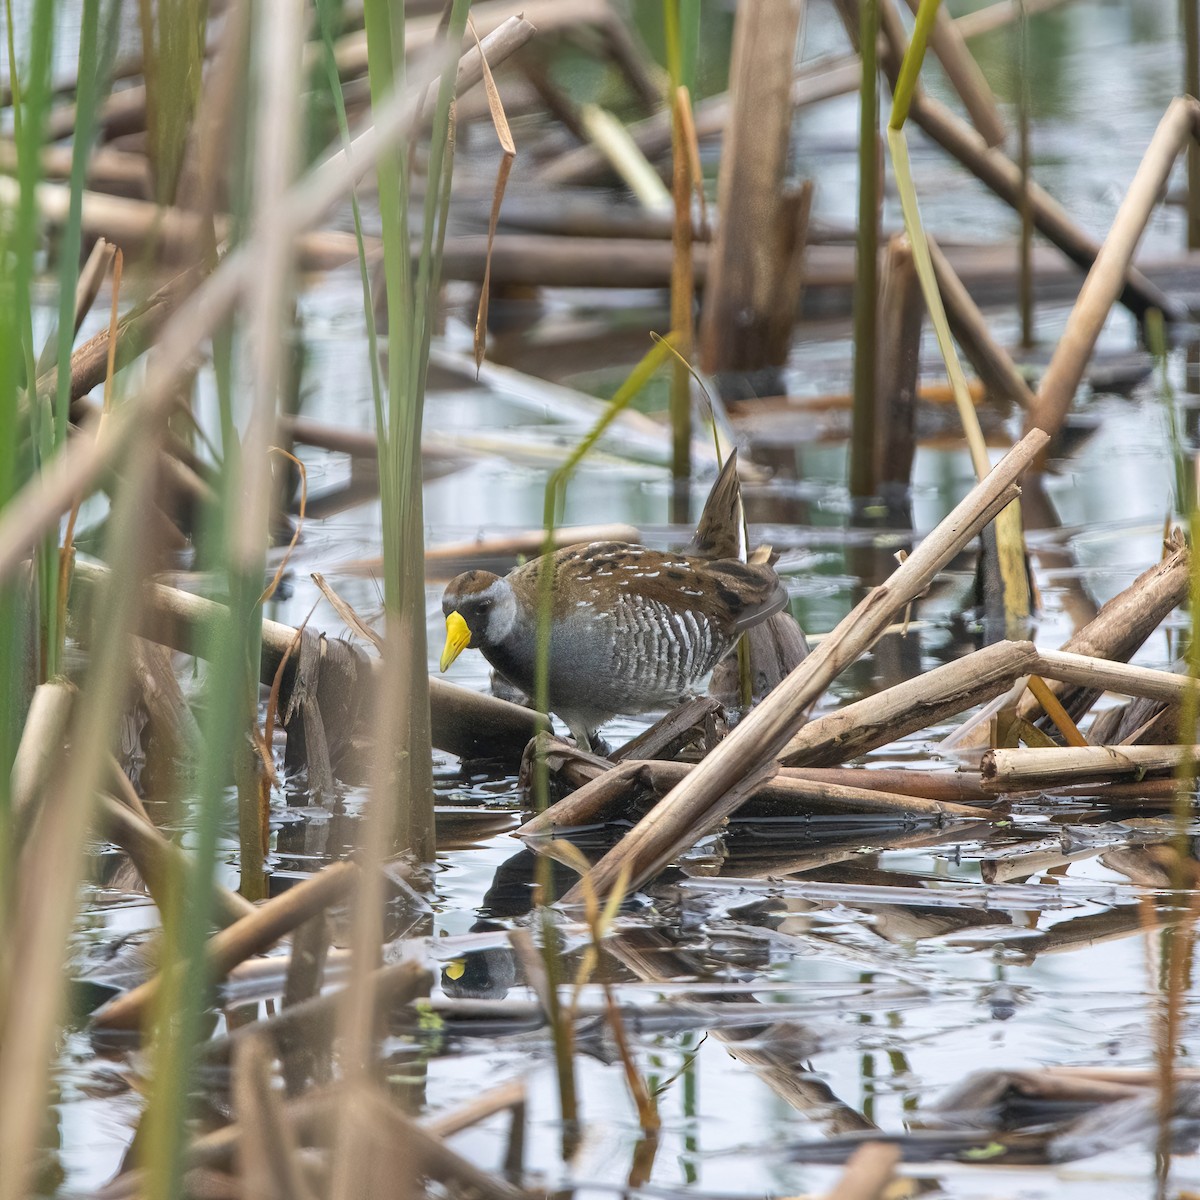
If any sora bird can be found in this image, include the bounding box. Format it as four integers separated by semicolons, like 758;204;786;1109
439;455;789;748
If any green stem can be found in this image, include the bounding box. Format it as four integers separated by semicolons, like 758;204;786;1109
889;0;941;131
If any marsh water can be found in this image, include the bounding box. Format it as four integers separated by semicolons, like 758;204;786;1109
45;0;1200;1196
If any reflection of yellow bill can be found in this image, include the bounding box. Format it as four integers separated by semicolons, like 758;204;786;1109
443;958;467;981
439;611;471;672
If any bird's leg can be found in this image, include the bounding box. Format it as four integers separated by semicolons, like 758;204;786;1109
566;721;594;754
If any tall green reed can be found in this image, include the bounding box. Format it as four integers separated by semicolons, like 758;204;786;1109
364;0;470;863
137;0;207;202
3;0;54;733
529;334;677;1147
141;6;302;1195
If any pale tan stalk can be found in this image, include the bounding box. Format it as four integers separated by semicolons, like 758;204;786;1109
1026;98;1200;443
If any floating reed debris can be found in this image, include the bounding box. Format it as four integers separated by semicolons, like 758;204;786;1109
554;429;1049;904
521;759;989;841
780;639;1040;767
981;744;1200;792
94;860;360;1031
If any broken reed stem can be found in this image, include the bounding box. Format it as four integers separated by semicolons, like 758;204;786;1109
527;762;990;840
874;233;921;495
98;794;256;928
1016;540;1191;725
364;1090;526;1200
1024;674;1087;747
558;429;1048;903
232;1034;317;1200
781;638;1039;766
1025;97;1200;446
1032;649;1200;707
826;1141;903;1200
9;681;74;838
187;1076;526;1172
981;744;1200;791
696;0;805;378
93;860;359;1030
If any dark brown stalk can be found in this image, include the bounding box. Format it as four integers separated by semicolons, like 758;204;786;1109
902;0;1005;146
927;235;1036;409
668;83;694;523
849;0;880;501
697;0;805;382
873;232;921;496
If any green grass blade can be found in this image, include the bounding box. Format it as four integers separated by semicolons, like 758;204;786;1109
889;0;941;131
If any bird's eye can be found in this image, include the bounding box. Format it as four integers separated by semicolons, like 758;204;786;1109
477;599;492;614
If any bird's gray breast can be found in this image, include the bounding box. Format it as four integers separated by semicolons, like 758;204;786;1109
547;593;726;714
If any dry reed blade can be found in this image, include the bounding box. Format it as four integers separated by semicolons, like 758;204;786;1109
469;14;518;375
310;572;384;651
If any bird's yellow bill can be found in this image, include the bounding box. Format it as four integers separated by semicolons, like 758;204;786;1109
439;610;471;672
443;957;467;981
